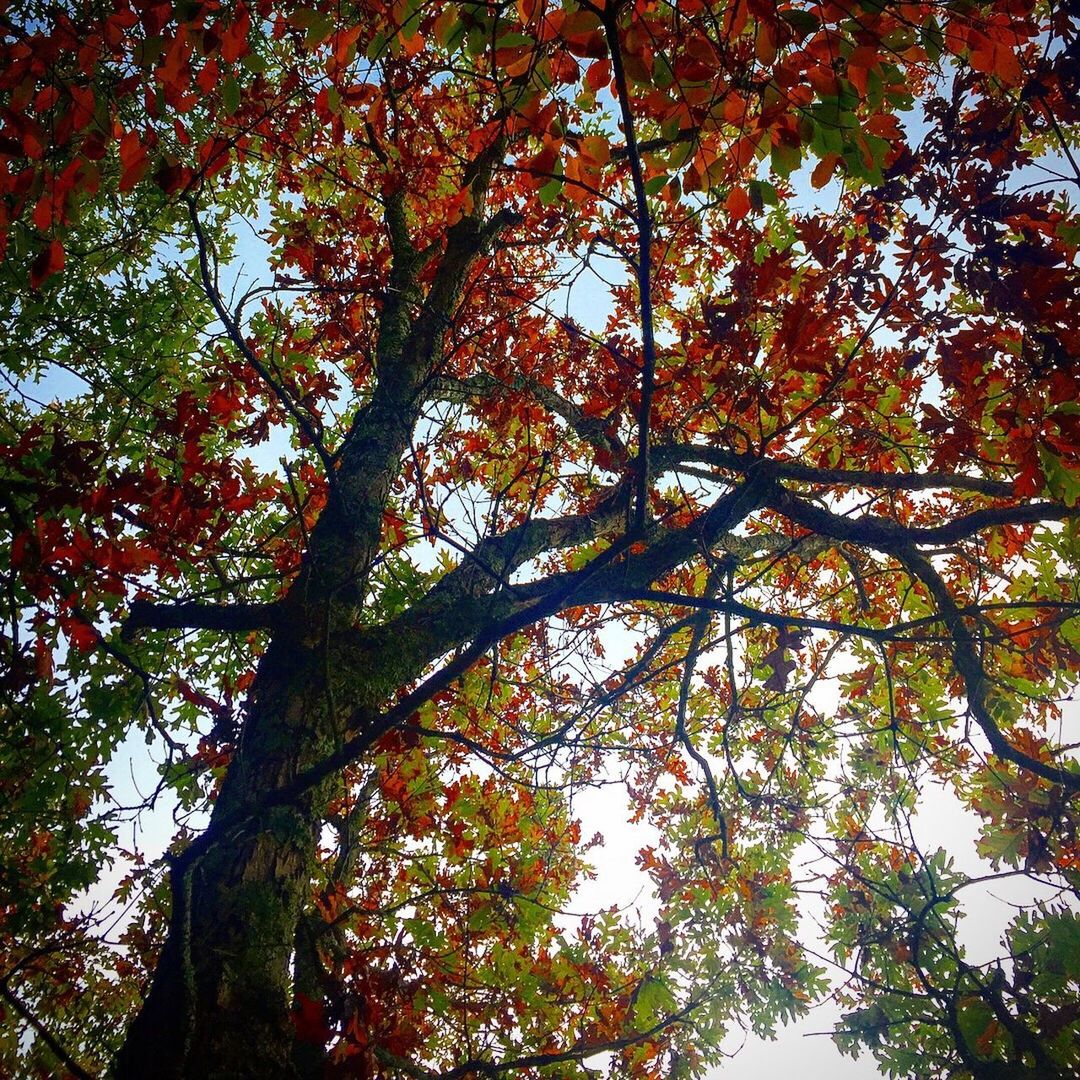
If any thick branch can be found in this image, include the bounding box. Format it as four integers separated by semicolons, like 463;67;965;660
176;473;773;867
375;993;701;1080
289;175;520;618
123;599;279;637
769;486;1079;547
433;371;626;460
661;445;1016;497
899;546;1080;793
412;481;630;607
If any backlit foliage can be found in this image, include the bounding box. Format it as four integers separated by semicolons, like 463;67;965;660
1;1;1079;1077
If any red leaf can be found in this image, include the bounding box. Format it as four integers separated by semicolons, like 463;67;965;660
585;59;611;92
157;28;193;94
198;136;232;179
517;0;542;26
118;131;149;191
21;121;46;160
220;8;251;64
155;158;193;195
32;193;55;232
29;240;65;289
63;616;98;653
292;994;333;1045
69;85;95;130
560;11;607;59
523;142;559;182
564;29;607;59
1013;456;1044;497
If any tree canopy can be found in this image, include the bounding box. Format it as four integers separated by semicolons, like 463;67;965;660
1;0;1079;1076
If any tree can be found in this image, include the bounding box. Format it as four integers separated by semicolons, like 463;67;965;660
1;0;1079;1076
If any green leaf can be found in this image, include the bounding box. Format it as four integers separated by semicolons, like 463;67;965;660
748;179;779;207
1040;447;1080;507
921;16;944;62
538;177;563;204
221;75;240;116
291;7;334;46
1044;913;1080;980
956;997;995;1054
779;9;820;37
771;140;802;178
837;1004;889;1051
976;824;1024;868
631;974;677;1029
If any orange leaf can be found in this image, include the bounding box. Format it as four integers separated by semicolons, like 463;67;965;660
730;134;757;170
523;142;559;181
561;11;607;58
579;134;610;166
810;154;838;189
1013;456;1044;497
517;0;542;26
806;64;839;97
157;27;192;93
865;112;902;139
726;185;750;222
991;44;1022;86
724;0;747;37
399;30;424;57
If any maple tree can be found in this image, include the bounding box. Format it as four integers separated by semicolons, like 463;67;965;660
2;0;1080;1076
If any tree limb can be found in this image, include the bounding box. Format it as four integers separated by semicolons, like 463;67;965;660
123;599;280;637
768;485;1078;547
899;545;1080;793
604;6;657;529
660;445;1017;497
0;982;95;1080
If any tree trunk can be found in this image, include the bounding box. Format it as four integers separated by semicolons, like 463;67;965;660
114;635;340;1078
114;399;419;1076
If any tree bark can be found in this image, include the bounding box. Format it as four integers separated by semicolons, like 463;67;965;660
113;603;360;1077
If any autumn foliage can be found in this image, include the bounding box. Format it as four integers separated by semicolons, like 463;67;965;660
1;0;1080;1077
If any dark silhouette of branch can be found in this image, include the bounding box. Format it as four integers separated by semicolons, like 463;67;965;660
661;445;1016;497
769;485;1079;548
0;982;95;1080
604;6;657;529
900;546;1080;793
123;599;280;637
767;488;1080;792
